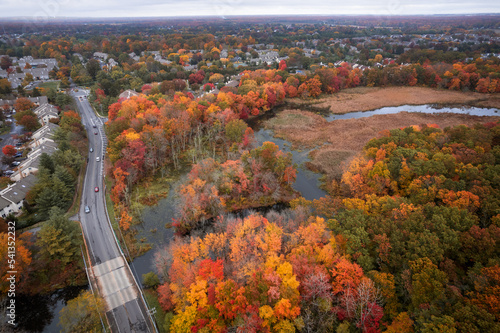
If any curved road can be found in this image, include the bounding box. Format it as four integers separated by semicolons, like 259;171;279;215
72;90;155;333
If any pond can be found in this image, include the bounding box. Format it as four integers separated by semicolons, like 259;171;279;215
131;103;499;281
12;285;88;333
326;104;499;121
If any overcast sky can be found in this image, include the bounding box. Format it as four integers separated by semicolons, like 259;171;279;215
0;0;498;18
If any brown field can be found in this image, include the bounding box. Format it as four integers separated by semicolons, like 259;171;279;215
266;108;500;181
309;86;500;114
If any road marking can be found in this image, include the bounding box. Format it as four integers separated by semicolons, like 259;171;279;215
95;257;139;310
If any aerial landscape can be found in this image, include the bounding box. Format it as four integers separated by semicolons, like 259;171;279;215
0;0;499;332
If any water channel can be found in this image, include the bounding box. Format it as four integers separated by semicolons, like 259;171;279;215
27;103;499;332
129;103;500;283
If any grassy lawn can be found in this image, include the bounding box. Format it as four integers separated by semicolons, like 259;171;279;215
37;80;61;91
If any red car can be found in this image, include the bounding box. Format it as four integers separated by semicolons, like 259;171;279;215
94;187;99;192
94;131;98;135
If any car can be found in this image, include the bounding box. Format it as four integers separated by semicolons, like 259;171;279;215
89;148;93;153
14;152;22;158
96;156;100;162
94;131;98;135
92;124;97;128
94;187;99;192
84;206;90;213
4;170;14;175
11;161;20;166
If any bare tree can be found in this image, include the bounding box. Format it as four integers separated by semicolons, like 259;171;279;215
342;278;384;332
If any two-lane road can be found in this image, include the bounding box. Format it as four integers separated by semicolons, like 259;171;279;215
72;91;155;333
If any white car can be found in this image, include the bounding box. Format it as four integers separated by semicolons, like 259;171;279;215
96;156;100;162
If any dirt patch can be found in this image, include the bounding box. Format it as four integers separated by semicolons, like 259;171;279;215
308;86;499;114
266;109;500;180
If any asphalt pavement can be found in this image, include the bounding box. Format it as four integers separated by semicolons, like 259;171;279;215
0;121;26;171
72;90;155;333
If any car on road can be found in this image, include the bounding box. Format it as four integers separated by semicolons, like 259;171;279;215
96;156;100;162
11;161;20;166
94;131;98;135
84;206;90;213
93;124;97;128
90;147;93;153
94;187;99;192
4;170;14;175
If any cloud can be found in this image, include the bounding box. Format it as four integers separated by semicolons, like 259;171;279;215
0;0;498;18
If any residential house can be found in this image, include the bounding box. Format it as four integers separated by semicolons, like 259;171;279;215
30;122;59;146
0;96;48;111
108;58;118;68
10;140;58;181
118;89;140;100
93;52;108;61
33;104;58;125
0;174;37;217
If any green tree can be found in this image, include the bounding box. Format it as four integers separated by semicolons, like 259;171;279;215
419;315;457;333
409;258;448;310
37;207;82;266
142;272;160;289
54;165;75;191
55;93;73;108
59;290;105;333
86;59;101;81
225;119;248;143
39;153;55;174
35;186;59;217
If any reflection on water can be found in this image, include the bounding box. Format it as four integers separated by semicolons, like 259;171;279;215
253;128;328;201
131;104;500;282
326;104;499;121
14;285;88;333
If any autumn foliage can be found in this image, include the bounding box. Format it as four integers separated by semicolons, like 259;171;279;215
175;141;296;234
313;121;500;331
157;213;384;332
2;144;16;156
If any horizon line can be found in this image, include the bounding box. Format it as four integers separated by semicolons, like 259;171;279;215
1;12;500;21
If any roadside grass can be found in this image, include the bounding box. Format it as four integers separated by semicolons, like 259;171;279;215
104;176;120;243
104;175;153;259
143;289;169;333
65;158;88;218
